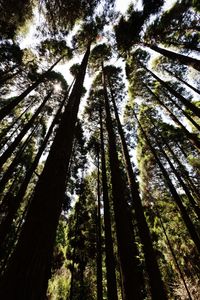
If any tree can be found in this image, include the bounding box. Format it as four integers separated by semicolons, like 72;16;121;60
105;65;167;299
0;44;91;299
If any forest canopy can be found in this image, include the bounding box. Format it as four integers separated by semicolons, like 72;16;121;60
0;0;199;299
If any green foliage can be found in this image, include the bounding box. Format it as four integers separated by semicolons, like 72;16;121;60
1;1;200;299
0;0;34;39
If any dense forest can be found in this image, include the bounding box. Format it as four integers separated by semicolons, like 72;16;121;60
0;0;199;299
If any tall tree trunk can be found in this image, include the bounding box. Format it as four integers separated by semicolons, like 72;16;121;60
151;118;200;202
68;208;79;300
96;150;103;300
140;61;200;119
165;39;200;53
150;127;200;220
0;90;52;170
99;107;118;300
102;65;142;300
0;64;19;80
134;112;200;254
0;101;33;149
147;115;200;211
146;44;200;71
108;82;167;299
0;68;23;86
161;89;200;132
0;55;64;121
0;45;90;300
143;82;200;151
153;201;193;300
0;120;41;197
0;96;66;246
163;67;200;96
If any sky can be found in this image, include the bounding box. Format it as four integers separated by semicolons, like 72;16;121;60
116;0;134;13
17;0;178;118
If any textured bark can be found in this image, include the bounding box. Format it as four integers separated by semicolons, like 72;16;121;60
0;90;52;170
102;65;142;300
99;107;118;300
135;113;200;254
0;45;90;300
109;83;167;300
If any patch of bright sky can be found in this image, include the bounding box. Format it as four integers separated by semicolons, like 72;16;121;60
115;0;135;13
17;0;182;122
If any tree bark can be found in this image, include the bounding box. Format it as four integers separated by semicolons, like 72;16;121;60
149;124;200;220
108;82;167;300
153;203;193;300
135;112;200;254
96;150;103;300
102;65;142;300
0;45;90;300
99;107;118;300
0;96;66;246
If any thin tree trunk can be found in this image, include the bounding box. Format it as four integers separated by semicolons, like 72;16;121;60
146;44;200;71
165;39;200;53
69;253;75;300
108;82;167;299
0;55;64;121
96;149;103;300
102;64;142;300
143;82;200;151
0;90;52;170
147;115;200;210
153;202;193;300
0;96;66;246
150;128;200;220
0;68;23;86
0;45;90;300
176;143;190;160
150;118;200;202
0;65;19;80
163;67;200;96
140;61;200;118
68;209;79;300
161;90;200;132
0;120;41;198
134;112;200;254
0;101;33;149
99;107;118;300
